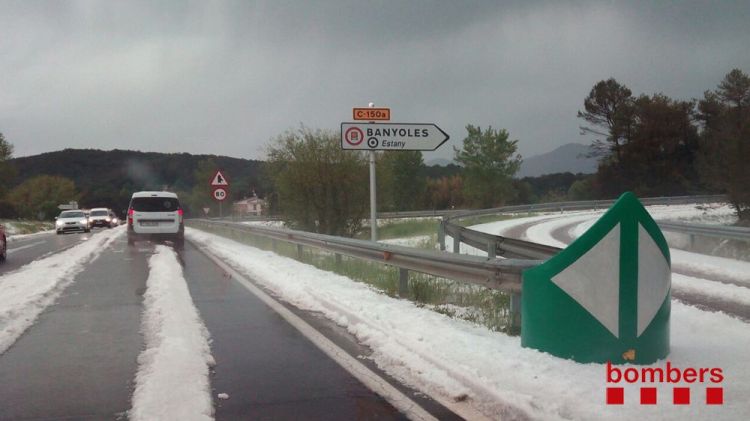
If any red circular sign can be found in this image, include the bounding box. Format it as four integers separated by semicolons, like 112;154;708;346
212;187;228;202
344;127;364;146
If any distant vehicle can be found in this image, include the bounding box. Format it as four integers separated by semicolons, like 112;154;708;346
55;210;91;234
110;211;120;226
127;191;184;248
89;208;117;228
0;223;6;262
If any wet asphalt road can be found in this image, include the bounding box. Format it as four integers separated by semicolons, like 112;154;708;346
0;231;450;420
0;230;94;274
0;232;146;420
182;242;410;420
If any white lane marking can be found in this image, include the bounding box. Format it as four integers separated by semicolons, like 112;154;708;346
194;242;439;421
7;241;46;255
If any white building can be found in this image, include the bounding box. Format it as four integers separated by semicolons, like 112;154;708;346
233;195;266;216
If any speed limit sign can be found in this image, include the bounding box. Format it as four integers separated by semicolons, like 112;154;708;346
212;187;228;202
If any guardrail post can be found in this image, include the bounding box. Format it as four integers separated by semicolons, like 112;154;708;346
438;221;446;251
399;268;409;297
297;244;303;260
509;292;521;332
453;232;461;254
487;240;496;258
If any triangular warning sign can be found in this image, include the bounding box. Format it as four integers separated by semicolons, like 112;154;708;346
210;170;229;187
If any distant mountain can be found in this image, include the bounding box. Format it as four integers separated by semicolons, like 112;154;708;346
517;143;598;178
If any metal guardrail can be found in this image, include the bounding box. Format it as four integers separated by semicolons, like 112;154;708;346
189;195;732;331
227;210;459;222
440;195;729;259
187;219;539;293
378;210;463;219
658;221;750;242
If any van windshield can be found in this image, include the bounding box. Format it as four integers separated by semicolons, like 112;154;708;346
131;197;179;212
90;210;108;216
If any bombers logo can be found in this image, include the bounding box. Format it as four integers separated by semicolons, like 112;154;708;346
606;361;724;405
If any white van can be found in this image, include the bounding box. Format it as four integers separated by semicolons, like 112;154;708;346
127;191;184;248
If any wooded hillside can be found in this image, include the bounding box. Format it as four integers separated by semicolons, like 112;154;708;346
9;149;263;215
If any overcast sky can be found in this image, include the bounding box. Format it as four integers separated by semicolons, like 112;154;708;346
1;1;749;162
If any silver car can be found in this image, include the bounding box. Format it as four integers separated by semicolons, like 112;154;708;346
89;207;116;228
55;210;91;234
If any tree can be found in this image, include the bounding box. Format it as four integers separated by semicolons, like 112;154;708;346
697;69;750;220
0;132;12;161
617;94;700;196
454;125;522;208
577;78;635;162
265;127;369;236
184;158;221;217
425;175;465;209
8;175;79;219
0;132;18;216
579;78;704;197
567;177;595;201
378;151;426;211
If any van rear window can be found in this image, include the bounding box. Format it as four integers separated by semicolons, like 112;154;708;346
131;197;180;212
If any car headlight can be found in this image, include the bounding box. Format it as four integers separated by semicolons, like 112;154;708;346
80;219;88;224
106;217;111;222
56;220;63;227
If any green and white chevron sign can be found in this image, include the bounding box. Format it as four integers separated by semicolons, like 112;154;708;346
521;192;670;364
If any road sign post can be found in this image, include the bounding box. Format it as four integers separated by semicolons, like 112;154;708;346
367;104;378;242
343;106;450;242
521;192;671;364
210;170;230;218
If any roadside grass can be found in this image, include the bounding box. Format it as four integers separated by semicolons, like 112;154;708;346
193;223;514;333
1;220;55;235
357;218;440;240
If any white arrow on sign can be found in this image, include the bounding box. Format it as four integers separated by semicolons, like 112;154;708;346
340;122;449;151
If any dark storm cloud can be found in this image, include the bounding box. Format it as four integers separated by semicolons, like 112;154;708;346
1;1;749;162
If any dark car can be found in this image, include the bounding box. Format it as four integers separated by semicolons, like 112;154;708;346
0;223;6;262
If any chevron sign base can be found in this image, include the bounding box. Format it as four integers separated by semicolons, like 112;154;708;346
521;192;671;364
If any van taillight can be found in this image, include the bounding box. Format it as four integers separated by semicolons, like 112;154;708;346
177;208;184;223
128;208;134;225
